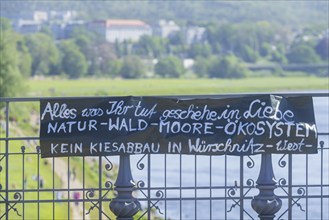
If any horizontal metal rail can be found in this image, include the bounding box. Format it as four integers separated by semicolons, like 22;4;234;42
1;93;328;220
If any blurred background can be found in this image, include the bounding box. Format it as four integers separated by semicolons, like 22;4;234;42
1;0;328;96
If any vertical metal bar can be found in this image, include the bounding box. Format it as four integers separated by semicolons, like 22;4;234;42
225;155;227;220
98;156;102;220
179;154;182;220
305;154;309;219
83;157;85;220
320;143;323;219
288;154;292;220
53;157;55;219
145;154;150;219
68;157;70;219
37;147;40;220
164;154;167;220
5;101;9;220
209;155;212;220
240;156;244;219
22;146;25;219
194;155;197;219
147;154;151;220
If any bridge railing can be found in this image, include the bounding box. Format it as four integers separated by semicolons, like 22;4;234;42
0;93;328;220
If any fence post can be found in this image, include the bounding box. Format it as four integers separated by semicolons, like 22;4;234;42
110;155;141;220
251;153;282;220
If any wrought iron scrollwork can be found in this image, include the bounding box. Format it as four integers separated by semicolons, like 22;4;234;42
227;179;255;219
137;154;147;170
137;180;145;188
136;180;164;219
104;157;113;171
85;182;113;219
278;178;287;186
246;156;255;168
85;156;114;218
0;192;22;218
85;189;95;215
278;154;287;168
277;180;306;219
0;155;5;163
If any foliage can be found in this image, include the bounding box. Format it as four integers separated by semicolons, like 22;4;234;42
0;31;24;98
60;41;88;79
154;55;185;78
239;45;258;63
315;36;329;60
119;56;145;79
208;55;248;78
25;33;60;76
187;43;212;58
133;35;167;59
193;56;216;77
0;17;12;31
16;35;32;77
1;2;328;80
286;43;322;64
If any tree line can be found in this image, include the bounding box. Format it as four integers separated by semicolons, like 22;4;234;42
1;17;328;97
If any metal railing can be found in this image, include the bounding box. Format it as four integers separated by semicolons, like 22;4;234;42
0;93;328;220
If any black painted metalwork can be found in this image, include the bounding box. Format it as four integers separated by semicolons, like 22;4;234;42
251;154;282;220
0;93;328;219
110;155;141;219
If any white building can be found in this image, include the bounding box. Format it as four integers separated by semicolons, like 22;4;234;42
88;19;152;43
185;26;206;45
154;20;181;38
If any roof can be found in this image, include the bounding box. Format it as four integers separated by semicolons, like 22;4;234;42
92;19;149;27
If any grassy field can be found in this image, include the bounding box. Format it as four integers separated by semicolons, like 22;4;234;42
27;76;328;97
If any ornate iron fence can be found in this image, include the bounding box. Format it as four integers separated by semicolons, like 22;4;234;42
0;93;328;220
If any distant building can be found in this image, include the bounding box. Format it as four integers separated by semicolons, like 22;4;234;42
33;11;48;22
185;26;206;45
8;10;79;37
14;19;43;34
49;11;77;22
88;19;152;43
154;20;180;38
48;21;84;40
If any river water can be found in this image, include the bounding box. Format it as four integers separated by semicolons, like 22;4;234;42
120;95;329;219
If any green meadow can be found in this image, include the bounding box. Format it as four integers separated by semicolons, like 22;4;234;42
27;76;328;97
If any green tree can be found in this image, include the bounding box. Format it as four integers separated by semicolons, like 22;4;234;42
315;36;328;60
239;45;259;63
154;55;185;78
0;31;24;98
17;36;32;77
188;43;212;58
286;44;321;64
133;35;167;58
119;56;145;79
193;56;216;77
0;17;12;31
25;33;60;76
60;41;88;79
208;55;247;78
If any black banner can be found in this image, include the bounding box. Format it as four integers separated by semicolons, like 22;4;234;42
39;95;318;158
